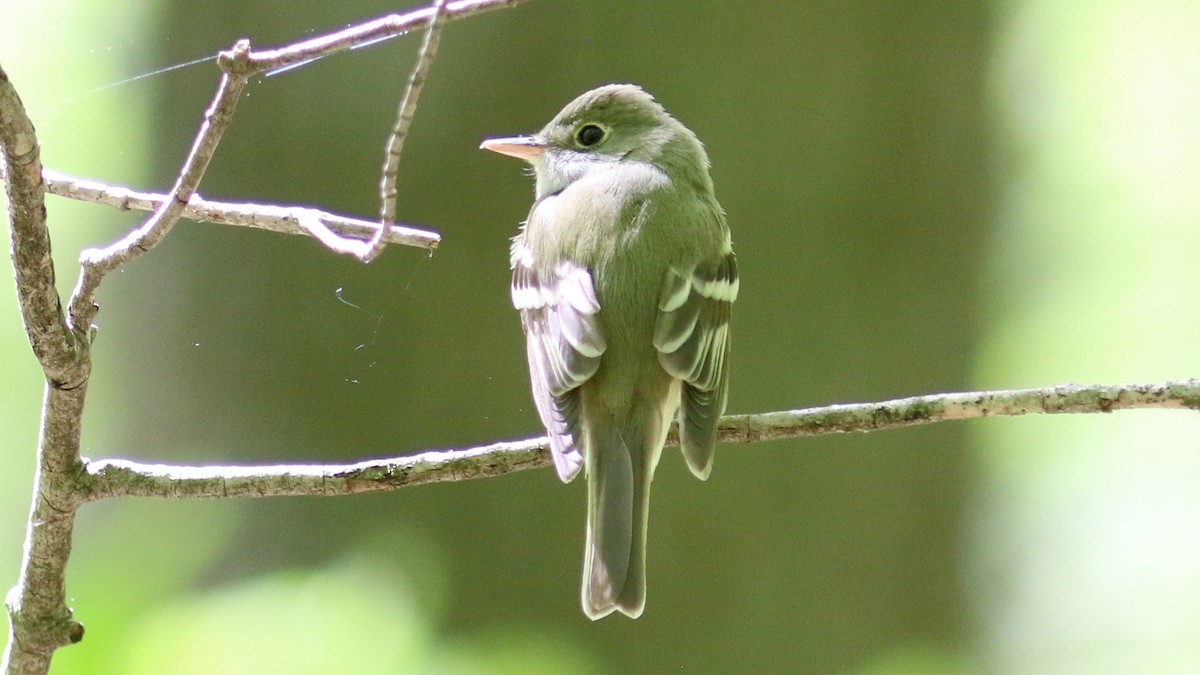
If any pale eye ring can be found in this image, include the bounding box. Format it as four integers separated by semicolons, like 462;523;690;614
575;123;607;148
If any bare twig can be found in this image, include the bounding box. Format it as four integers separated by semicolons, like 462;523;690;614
36;0;521;264
289;0;456;262
66;41;253;335
369;0;451;262
78;380;1200;501
43;171;441;250
244;0;529;76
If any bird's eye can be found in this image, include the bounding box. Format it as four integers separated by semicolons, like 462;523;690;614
575;124;607;148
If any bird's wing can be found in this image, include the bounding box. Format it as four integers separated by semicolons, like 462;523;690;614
511;233;606;483
653;250;738;480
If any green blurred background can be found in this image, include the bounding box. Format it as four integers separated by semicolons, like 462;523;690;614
3;1;1199;673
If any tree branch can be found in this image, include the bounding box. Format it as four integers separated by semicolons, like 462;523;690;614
1;65;86;386
2;62;89;675
35;0;530;268
369;0;450;261
66;40;253;335
83;437;550;501
79;380;1200;501
42;171;441;250
243;0;530;76
3;387;88;675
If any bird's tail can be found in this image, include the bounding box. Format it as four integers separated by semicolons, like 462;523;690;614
581;410;665;620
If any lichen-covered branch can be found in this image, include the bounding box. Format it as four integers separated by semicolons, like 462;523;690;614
79;380;1200;501
1;61;89;675
3;386;88;675
712;379;1200;441
0;65;86;386
42;171;441;250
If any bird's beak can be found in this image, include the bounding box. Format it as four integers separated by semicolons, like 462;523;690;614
480;135;545;162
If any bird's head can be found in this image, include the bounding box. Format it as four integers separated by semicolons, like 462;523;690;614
482;84;711;198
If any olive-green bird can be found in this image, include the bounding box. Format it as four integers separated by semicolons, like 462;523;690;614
482;84;737;619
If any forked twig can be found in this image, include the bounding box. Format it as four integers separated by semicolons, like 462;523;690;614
67;40;253;334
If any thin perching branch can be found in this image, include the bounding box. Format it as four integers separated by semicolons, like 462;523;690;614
42;171;441;250
79;380;1200;501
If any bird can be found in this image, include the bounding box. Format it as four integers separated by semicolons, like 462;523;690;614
481;84;737;619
